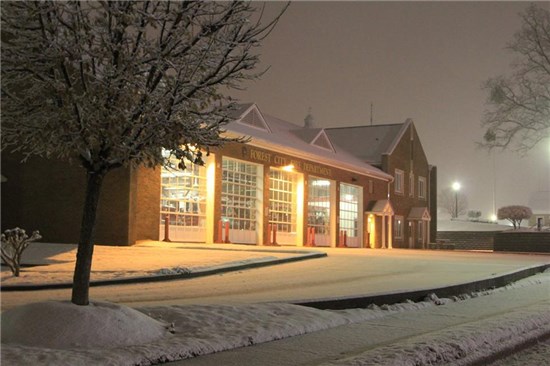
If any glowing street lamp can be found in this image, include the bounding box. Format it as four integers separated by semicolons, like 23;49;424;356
452;182;461;219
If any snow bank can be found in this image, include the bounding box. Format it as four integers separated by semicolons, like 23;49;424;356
1;301;169;349
2;273;549;365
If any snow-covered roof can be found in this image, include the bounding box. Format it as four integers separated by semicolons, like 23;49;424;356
325;121;411;165
223;104;393;181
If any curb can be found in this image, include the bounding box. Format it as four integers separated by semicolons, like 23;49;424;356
1;251;327;292
293;263;550;309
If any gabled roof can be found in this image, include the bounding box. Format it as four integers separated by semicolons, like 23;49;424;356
366;199;394;215
408;207;431;220
231;103;271;133
291;128;323;144
223;103;393;181
311;130;335;152
291;128;335;152
325;119;413;165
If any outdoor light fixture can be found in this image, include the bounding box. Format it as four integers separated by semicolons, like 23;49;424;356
491;214;497;222
282;164;294;172
452;182;461;219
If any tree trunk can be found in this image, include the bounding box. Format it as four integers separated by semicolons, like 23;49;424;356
71;170;105;306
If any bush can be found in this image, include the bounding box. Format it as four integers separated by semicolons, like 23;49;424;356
1;228;42;277
497;205;532;229
467;210;482;221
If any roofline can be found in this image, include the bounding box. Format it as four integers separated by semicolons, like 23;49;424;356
385;118;413;155
222;131;393;182
325;122;405;130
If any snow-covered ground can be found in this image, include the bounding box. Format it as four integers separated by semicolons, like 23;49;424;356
437;219;512;231
2;270;549;365
486;338;550;366
0;241;306;286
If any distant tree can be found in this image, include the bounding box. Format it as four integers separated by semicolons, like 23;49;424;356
497;205;532;229
438;188;468;219
1;1;287;305
467;210;482;221
480;4;550;153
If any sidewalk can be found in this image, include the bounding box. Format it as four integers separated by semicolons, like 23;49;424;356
169;272;550;365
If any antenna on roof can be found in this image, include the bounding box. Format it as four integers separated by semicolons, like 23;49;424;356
370;103;374;126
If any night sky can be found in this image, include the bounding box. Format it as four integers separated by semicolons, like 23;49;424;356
232;1;550;219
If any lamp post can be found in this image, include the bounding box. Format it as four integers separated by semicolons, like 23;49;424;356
452;182;461;219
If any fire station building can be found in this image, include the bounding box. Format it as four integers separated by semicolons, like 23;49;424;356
1;103;436;249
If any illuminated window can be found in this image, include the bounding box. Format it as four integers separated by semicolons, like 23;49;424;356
160;152;207;230
269;168;297;234
394;169;404;194
221;158;259;232
308;177;332;245
339;183;360;240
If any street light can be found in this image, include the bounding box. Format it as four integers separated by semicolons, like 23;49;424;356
452;182;461;219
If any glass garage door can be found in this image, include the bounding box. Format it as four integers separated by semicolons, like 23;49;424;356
339;183;361;247
160;154;207;242
221;158;261;244
269;168;297;245
308;177;333;247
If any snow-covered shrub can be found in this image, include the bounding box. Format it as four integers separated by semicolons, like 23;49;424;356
467;210;482;221
497;205;532;229
1;228;41;276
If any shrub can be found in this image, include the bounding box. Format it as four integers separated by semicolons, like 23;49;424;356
497;206;532;229
1;228;41;277
467;210;482;221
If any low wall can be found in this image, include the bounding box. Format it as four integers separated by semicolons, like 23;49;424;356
494;231;550;253
435;231;500;250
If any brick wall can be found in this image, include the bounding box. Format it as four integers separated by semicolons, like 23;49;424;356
494;232;550;253
436;231;499;250
1;153;134;245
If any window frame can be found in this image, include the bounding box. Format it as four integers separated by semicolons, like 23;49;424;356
394;169;404;194
394;216;404;239
418;176;427;200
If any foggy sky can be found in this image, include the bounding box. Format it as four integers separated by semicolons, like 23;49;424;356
232;1;550;219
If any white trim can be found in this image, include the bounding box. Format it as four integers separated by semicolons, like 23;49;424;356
223;132;393;182
236;104;272;133
311;130;335;152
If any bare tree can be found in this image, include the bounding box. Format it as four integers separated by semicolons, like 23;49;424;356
480;4;550;153
438;188;468;219
1;1;287;306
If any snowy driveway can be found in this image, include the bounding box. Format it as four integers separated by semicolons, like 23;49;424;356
1;243;548;311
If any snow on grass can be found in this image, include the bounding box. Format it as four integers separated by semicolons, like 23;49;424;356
2;272;549;366
0;241;295;286
1;301;169;349
316;303;550;366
